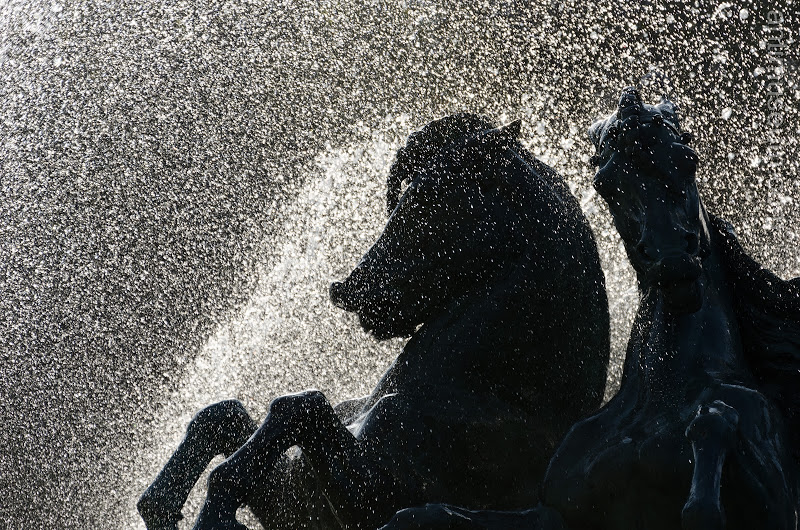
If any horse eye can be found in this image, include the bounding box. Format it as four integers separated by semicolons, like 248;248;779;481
593;174;615;197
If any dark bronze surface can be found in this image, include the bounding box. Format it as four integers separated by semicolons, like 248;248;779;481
382;89;800;530
139;114;610;529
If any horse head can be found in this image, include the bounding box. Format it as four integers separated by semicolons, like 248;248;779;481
589;87;710;313
330;116;527;340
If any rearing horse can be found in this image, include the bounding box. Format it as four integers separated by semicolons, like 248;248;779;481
541;87;799;530
382;89;800;530
138;114;610;530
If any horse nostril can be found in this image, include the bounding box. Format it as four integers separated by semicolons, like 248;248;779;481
329;282;348;307
685;233;699;256
636;241;656;263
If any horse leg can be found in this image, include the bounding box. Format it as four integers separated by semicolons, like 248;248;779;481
381;504;569;530
715;384;797;530
681;400;739;530
241;396;372;529
193;390;408;530
332;395;369;424
138;400;257;530
246;449;343;530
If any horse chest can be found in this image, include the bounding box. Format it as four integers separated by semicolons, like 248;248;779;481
593;416;693;492
545;404;696;529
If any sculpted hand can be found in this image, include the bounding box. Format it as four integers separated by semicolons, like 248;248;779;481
380;504;483;530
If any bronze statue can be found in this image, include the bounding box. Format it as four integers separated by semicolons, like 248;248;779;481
138;114;610;530
382;88;800;530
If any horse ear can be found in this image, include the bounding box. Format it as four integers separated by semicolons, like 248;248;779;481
502;119;522;139
657;97;680;127
482;120;522;152
618;87;643;119
588;118;607;150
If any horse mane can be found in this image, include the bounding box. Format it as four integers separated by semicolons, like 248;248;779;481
711;215;800;458
387;113;495;214
387;113;579;217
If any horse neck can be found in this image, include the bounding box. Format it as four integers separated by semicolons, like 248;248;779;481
414;250;543;353
622;248;747;403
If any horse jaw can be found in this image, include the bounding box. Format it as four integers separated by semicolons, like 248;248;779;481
330;279;420;341
649;208;712;316
660;278;704;314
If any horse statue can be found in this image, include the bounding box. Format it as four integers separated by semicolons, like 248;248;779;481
382;88;800;530
137;113;610;530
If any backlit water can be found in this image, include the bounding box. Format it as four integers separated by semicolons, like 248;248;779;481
0;1;796;527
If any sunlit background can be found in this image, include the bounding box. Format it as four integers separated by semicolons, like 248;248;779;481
0;0;797;527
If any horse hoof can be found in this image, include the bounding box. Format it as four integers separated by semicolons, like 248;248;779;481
191;510;248;530
188;400;255;455
192;479;244;530
685;401;739;444
682;498;725;530
193;521;248;530
137;489;182;530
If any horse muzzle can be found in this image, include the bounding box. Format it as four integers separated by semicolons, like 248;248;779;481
649;254;702;286
330;278;415;339
329;280;362;312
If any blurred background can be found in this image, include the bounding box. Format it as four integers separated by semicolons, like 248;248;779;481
0;0;797;527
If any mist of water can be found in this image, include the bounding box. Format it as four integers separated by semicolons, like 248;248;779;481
0;0;797;528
